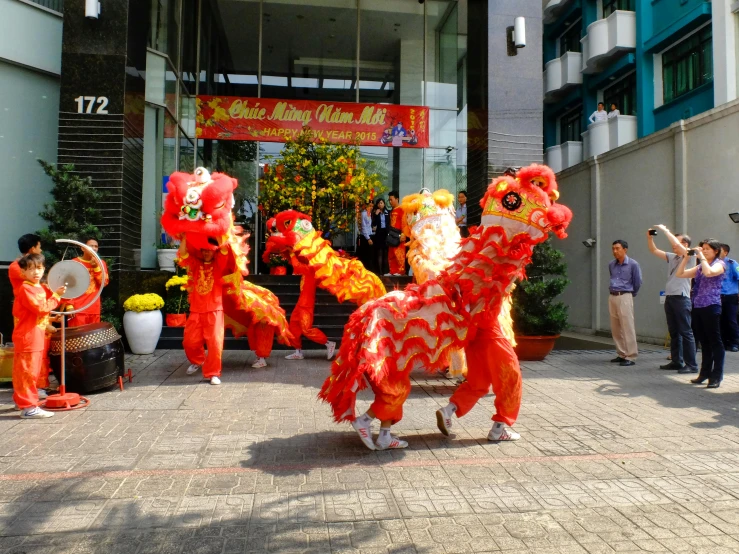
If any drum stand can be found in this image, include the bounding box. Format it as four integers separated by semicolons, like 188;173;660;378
42;314;90;411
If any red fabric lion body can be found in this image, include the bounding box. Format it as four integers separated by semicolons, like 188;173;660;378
161;169;292;356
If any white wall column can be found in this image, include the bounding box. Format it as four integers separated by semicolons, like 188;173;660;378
713;0;739;106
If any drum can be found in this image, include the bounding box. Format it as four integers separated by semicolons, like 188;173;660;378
49;322;125;393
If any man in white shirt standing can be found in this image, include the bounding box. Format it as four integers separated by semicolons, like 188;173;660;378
647;225;698;374
359;200;374;271
589;102;608;123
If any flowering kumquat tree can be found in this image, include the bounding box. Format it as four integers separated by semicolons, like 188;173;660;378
258;128;385;236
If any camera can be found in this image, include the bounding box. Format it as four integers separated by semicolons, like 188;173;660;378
648;229;658;236
687;249;696;256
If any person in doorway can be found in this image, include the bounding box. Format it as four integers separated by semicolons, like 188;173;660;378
608;102;620;118
371;198;390;276
387;190;406;276
178;243;228;385
718;243;739;352
358;200;374;271
609;240;642;366
647;225;698;373
676;239;726;388
71;237;110;326
589;102;608;123
12;254;65;418
456;191;469;238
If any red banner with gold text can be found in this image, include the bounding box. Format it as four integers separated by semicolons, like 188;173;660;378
196;96;429;148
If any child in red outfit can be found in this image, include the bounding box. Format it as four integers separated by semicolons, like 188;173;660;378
178;245;228;385
12;254;66;418
9;234;55;397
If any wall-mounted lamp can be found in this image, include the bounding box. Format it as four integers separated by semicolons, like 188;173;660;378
513;17;526;48
582;238;596;248
85;0;101;19
730;213;739;223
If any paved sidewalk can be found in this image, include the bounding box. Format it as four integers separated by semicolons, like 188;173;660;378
1;347;739;553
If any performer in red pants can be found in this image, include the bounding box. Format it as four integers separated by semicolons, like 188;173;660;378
436;309;523;441
284;256;336;361
178;246;228;385
387;191;406;275
70;238;109;326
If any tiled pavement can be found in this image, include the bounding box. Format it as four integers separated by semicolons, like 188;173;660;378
1;347;739;553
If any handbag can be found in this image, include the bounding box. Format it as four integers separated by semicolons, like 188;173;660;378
386;226;402;247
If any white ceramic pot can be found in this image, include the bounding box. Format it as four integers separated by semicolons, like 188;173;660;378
157;249;177;272
123;309;163;354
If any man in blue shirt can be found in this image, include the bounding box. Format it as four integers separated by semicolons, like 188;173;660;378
719;244;739;352
609;240;642;366
456;191;469;238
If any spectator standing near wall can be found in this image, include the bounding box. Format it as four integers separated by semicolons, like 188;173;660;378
676;239;726;388
646;225;698;373
456;191;469;238
718;243;739;352
608;240;642;366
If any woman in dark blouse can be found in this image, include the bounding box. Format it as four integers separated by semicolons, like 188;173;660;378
371;198;389;276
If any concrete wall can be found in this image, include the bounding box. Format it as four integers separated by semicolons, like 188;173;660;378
556;98;739;343
0;1;62;262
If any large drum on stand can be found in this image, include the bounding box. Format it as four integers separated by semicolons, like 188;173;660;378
49;322;125;394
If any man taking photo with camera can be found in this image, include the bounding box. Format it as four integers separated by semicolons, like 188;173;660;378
647;225;697;373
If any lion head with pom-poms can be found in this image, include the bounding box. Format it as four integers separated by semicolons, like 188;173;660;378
161;167;239;251
481;163;572;241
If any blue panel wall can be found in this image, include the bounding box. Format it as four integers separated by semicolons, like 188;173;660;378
653;82;714;131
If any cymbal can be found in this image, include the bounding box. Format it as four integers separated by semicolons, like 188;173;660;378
47;260;91;299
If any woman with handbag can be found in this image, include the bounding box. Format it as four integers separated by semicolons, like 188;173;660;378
371;198;390;276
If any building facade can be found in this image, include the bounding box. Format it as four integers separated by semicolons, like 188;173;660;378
0;0;544;338
542;0;739;172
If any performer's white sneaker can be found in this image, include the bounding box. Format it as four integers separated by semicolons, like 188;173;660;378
21;407;54;419
326;341;337;360
285;351;304;360
210;376;221;385
351;419;376;450
186;364;201;375
487;424;520;442
436;405;455;436
375;432;408;450
251;358;267;368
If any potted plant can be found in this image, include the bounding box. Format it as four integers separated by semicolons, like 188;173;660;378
512;239;570;361
164;275;189;327
267;253;290;275
123;293;165;354
156;241;179;272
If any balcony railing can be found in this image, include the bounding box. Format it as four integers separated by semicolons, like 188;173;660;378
582;115;637;157
544;52;583;101
580;10;636;73
27;0;63;12
545;142;583;173
543;0;576;24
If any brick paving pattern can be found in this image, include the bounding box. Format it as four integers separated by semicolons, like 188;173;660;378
0;347;738;553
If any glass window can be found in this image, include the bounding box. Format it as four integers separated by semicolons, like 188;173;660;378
179;0;197;93
559;106;583;143
262;0;357;101
662;26;712;104
603;0;635;17
149;0;180;62
558;20;582;54
603;71;636;115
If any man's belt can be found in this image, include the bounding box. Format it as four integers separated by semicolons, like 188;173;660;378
610;291;632;296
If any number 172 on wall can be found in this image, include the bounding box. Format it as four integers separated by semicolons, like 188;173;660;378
74;96;109;114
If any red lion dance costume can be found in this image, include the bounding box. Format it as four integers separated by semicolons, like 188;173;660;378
319;164;572;450
263;210;387;360
161;168;292;368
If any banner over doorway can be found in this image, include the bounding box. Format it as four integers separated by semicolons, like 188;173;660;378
196;96;429;148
